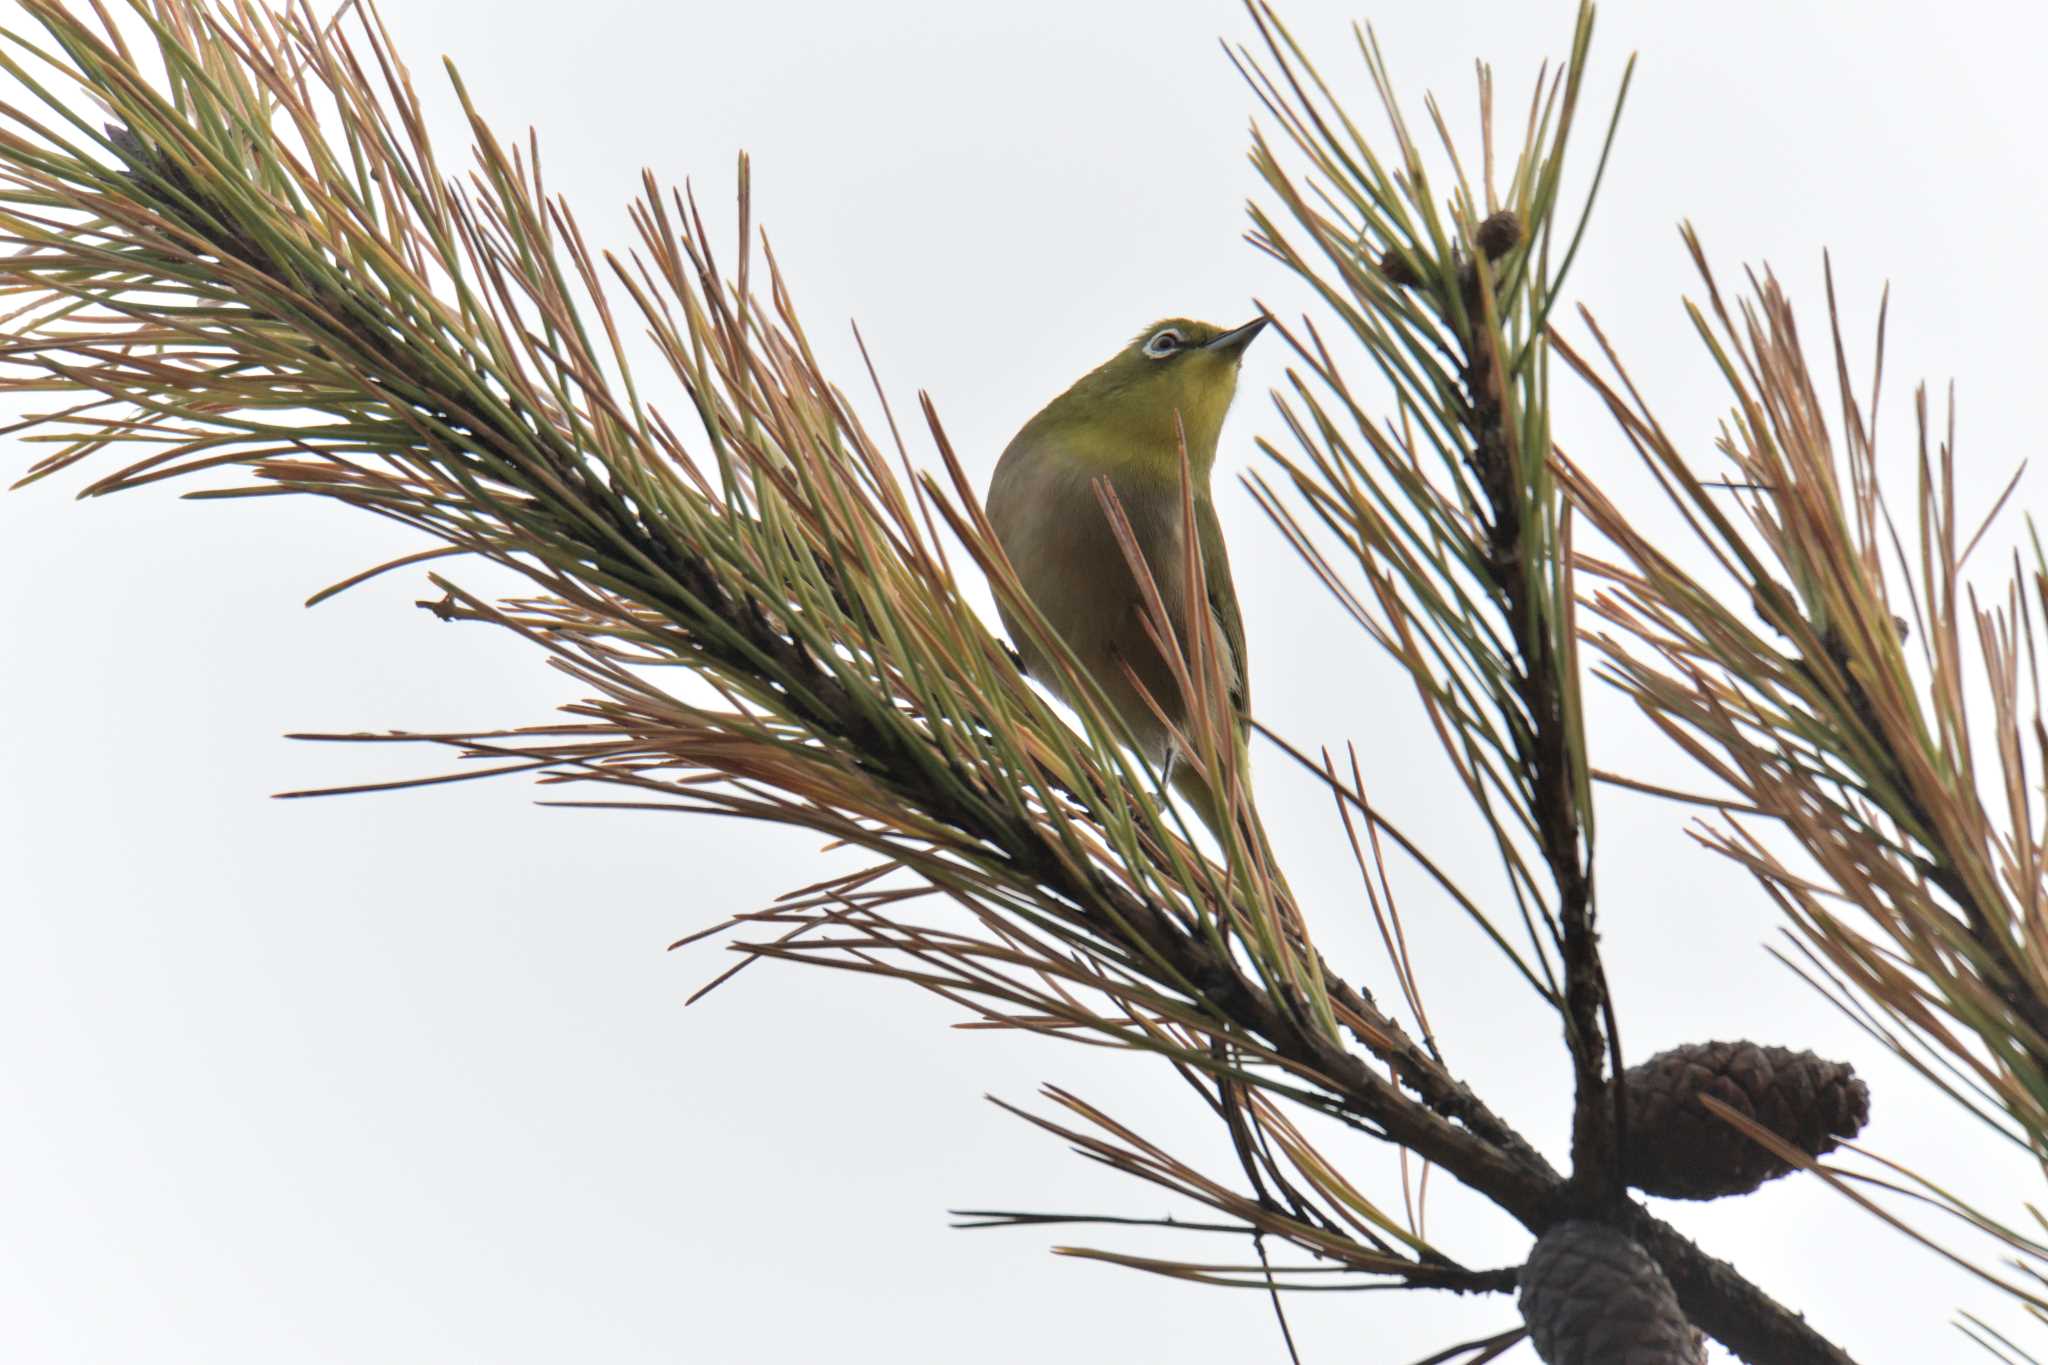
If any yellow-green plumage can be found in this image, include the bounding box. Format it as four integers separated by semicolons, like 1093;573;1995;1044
987;316;1264;831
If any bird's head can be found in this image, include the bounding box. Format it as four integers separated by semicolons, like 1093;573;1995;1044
1029;315;1269;481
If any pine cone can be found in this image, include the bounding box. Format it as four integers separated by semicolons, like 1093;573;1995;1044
1622;1040;1869;1200
1378;244;1423;289
1476;209;1523;261
1519;1221;1696;1365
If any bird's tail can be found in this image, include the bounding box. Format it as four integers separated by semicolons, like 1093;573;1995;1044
1170;745;1298;909
1168;738;1253;847
1170;757;1227;843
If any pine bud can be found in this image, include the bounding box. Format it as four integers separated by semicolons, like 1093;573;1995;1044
1519;1221;1696;1365
1622;1040;1869;1200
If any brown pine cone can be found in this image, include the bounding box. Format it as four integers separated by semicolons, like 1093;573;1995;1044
1378;244;1423;289
1622;1040;1870;1200
1476;209;1523;261
1519;1221;1696;1365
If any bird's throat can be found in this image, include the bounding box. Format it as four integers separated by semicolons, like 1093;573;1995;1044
1043;403;1224;487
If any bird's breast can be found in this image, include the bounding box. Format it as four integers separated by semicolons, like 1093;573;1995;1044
986;443;1193;756
990;450;1189;627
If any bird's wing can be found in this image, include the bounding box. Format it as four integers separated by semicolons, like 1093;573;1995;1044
1194;492;1248;732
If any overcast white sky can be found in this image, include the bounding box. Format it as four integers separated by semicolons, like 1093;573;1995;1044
4;1;2045;1361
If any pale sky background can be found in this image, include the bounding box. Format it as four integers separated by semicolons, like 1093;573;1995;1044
3;1;2044;1361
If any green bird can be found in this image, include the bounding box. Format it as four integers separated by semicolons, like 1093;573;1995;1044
987;315;1267;833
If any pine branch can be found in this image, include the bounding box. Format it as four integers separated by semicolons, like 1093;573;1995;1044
1557;234;2048;1327
1235;0;1624;1206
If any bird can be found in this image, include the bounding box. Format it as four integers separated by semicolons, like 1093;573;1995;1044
986;314;1267;835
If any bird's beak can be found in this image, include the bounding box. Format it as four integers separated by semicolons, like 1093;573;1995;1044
1203;315;1271;355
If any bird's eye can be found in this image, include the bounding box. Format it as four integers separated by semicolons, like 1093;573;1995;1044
1144;329;1184;359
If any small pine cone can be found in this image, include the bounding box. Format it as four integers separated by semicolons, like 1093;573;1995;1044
1476;209;1523;261
1622;1040;1870;1200
1519;1221;1696;1365
1378;244;1423;288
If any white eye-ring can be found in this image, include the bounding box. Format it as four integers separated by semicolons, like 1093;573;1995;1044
1143;329;1184;360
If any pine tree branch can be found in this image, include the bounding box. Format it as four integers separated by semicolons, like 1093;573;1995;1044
1457;256;1619;1208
